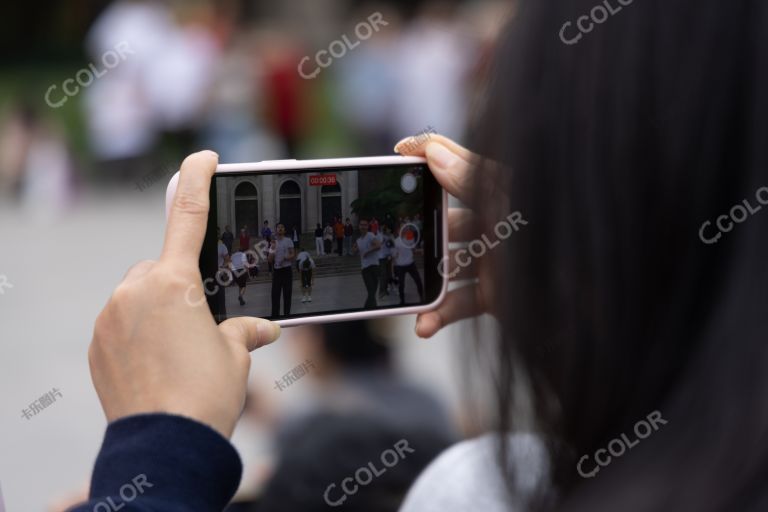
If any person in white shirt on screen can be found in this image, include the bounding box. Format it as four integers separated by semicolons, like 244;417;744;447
352;219;381;308
323;222;334;255
314;223;325;256
295;247;316;303
217;237;229;268
393;227;424;305
377;225;394;300
268;223;295;317
230;246;249;306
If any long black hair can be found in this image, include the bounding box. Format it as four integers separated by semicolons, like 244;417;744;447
472;1;768;510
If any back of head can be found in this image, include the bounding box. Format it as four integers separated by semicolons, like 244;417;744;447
254;412;450;512
321;321;391;368
472;1;768;510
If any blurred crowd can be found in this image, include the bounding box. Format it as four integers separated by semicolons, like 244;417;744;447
0;0;510;214
0;1;513;509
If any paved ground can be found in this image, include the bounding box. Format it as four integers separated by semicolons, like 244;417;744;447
224;270;425;318
0;191;474;511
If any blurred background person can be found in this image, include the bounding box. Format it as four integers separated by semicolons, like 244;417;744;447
242;321;457;511
0;1;500;509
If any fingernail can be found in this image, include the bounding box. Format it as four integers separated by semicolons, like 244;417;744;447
205;150;219;159
426;143;456;170
258;321;281;343
393;137;414;154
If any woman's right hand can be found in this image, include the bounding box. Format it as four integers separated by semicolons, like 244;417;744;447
395;134;494;338
88;151;281;439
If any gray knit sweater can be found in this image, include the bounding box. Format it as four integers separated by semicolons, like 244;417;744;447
399;433;548;512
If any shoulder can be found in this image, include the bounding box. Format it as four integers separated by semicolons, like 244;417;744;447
398;433;548;512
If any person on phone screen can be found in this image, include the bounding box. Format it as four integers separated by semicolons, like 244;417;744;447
268;223;295;317
230;245;249;306
314;223;324;256
323;222;334;255
261;220;272;244
353;219;381;309
221;225;234;254
378;224;394;299
334;217;344;256
295;246;316;303
239;226;250;254
71;2;768;509
393;226;424;305
344;217;354;255
217;236;229;269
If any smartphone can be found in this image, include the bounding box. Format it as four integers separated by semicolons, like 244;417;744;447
166;156;448;327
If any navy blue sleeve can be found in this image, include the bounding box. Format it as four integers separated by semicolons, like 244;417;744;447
68;414;242;511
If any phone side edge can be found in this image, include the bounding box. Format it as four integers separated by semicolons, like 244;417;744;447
216;156;427;174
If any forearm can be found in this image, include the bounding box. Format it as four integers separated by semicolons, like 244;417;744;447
70;414;242;512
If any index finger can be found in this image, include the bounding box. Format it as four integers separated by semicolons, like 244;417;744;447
161;150;219;266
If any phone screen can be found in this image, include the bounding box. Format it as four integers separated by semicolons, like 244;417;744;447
200;163;444;322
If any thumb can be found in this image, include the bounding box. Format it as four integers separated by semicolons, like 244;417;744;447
218;317;281;351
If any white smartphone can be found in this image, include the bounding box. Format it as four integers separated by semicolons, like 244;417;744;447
166;156;448;327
